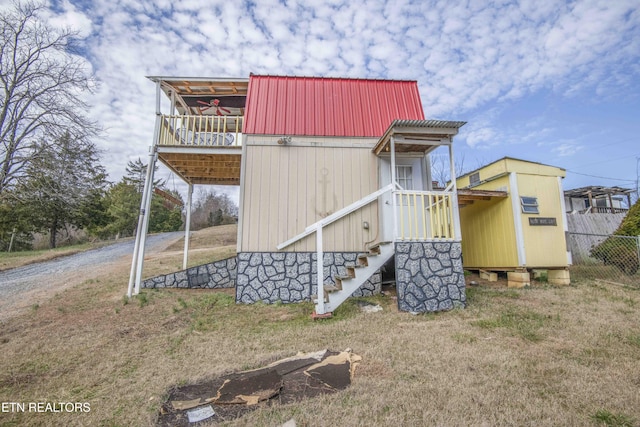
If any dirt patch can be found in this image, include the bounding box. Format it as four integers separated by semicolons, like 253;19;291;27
164;224;237;252
157;349;361;426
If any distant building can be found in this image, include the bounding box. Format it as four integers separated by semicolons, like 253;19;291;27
564;186;633;214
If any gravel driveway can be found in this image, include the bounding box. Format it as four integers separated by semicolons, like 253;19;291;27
0;232;182;320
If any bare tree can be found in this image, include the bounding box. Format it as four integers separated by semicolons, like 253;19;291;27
191;189;238;230
0;1;99;195
430;151;466;188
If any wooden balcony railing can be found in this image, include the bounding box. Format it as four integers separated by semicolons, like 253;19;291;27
158;114;243;147
579;206;629;214
395;190;457;241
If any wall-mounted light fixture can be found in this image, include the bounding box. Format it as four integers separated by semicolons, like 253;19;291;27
277;136;292;145
363;221;369;230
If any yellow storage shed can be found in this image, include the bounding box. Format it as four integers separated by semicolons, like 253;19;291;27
456;157;571;285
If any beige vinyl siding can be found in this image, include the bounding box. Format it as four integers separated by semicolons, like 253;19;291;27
240;137;379;252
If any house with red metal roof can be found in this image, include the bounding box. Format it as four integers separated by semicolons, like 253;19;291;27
129;75;467;316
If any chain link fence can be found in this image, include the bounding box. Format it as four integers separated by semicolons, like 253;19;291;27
567;232;640;285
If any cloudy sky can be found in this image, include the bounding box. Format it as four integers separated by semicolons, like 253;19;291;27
35;0;640;199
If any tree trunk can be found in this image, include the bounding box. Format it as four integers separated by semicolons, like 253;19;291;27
49;218;58;249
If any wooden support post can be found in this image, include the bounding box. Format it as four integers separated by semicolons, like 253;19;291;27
390;136;398;241
8;227;16;253
316;223;325;315
182;183;193;270
133;146;159;295
449;141;461;241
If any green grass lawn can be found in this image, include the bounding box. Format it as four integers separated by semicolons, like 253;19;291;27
1;225;639;426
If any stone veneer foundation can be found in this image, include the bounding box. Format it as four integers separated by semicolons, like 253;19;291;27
395;242;466;312
142;256;237;289
141;244;465;313
235;252;381;304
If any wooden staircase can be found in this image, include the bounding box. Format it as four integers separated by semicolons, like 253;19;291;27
312;242;394;317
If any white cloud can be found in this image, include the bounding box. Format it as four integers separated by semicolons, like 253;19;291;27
33;0;639;191
551;143;584;157
44;0;93;37
465;127;498;149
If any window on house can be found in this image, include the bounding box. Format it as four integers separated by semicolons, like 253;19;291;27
520;196;539;214
396;165;413;190
469;172;480;186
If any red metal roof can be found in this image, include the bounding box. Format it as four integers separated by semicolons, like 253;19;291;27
243;75;425;137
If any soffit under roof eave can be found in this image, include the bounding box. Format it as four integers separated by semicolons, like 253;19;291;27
147;76;249;87
147;77;250;114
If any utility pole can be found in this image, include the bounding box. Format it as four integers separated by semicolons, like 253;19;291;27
636;156;639;205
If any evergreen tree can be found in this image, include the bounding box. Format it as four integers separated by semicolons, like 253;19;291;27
0;194;32;250
93;182;140;239
123;158;163;193
95;161;182;238
15;132;108;248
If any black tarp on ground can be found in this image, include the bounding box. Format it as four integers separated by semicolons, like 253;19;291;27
157;349;361;426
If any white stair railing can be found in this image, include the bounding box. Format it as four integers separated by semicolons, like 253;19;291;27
277;184;395;251
277;184;394;314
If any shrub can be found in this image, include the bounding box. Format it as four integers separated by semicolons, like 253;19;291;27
590;237;639;275
591;199;640;275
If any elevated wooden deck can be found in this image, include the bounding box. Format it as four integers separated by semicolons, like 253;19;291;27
146;77;249;186
156;114;243;185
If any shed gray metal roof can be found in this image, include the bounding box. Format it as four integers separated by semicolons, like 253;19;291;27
387;119;467;129
373;119;467;154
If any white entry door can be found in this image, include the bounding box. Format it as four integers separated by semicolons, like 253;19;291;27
379;155;428;242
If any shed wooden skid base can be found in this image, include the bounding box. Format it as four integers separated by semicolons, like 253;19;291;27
456;158;570;275
547;269;571;286
479;269;498;282
507;271;530;288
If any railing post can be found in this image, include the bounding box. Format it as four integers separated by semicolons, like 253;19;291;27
448;143;462;241
316;223;325;314
390;137;398;241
